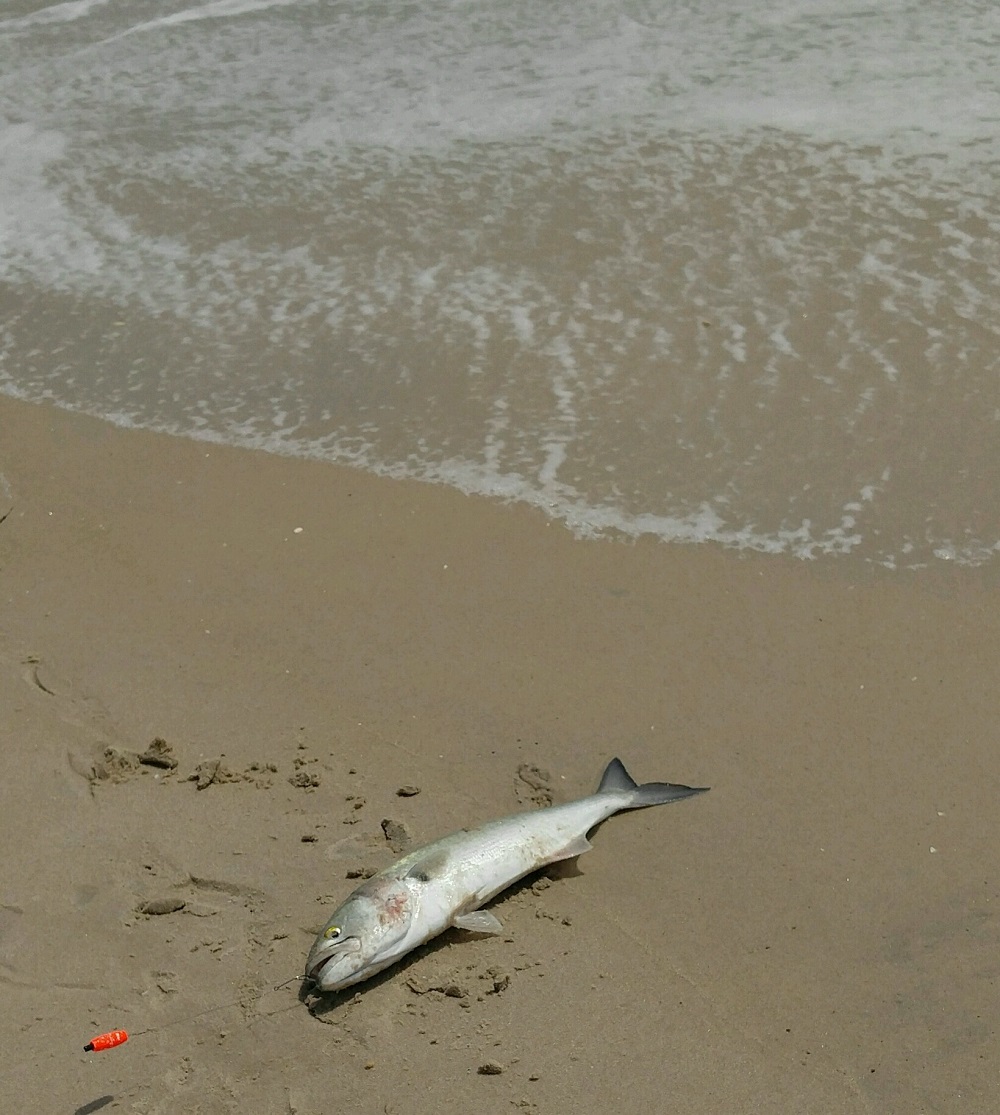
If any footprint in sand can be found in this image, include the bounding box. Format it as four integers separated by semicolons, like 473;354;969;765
515;762;554;807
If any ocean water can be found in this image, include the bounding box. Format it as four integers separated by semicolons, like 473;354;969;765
2;0;999;569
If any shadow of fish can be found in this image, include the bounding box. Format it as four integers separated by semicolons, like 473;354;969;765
305;757;708;992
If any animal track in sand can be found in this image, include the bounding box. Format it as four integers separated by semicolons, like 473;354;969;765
187;874;266;904
18;653;120;742
133;871;265;922
0;649;122;793
22;654;55;696
514;762;554;807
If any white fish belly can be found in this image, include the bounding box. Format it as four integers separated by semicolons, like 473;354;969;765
410;793;625;922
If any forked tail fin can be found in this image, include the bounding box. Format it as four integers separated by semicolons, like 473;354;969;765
597;756;709;809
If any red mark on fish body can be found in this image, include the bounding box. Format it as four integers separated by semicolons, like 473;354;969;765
354;875;411;927
377;888;409;926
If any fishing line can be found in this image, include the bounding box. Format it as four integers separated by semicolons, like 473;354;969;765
84;976;307;1053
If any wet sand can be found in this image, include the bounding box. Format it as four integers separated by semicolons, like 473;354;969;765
2;392;999;1113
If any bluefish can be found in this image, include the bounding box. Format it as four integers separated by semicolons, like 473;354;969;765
305;757;707;992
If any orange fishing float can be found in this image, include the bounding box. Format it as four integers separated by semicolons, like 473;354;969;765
84;1029;129;1052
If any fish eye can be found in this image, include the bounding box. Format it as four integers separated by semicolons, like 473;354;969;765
323;925;342;940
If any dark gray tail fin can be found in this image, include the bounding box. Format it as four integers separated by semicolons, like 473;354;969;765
598;756;709;809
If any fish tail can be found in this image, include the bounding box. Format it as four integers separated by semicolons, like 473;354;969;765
598;757;709;808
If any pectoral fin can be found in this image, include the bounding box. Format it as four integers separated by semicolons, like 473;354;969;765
452;910;503;935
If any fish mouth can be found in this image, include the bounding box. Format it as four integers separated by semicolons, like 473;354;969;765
306;954;334;984
306;938;361;985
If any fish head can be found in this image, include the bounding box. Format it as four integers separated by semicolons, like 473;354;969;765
304;876;414;992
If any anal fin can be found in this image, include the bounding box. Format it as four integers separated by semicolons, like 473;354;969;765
550;833;593;862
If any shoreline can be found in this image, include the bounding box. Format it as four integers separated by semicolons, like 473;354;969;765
2;393;998;1113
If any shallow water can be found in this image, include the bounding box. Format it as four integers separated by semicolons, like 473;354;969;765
2;0;999;568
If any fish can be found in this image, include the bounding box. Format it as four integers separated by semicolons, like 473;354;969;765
304;757;708;993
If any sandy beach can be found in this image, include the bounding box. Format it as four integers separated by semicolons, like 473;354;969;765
2;392;999;1113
